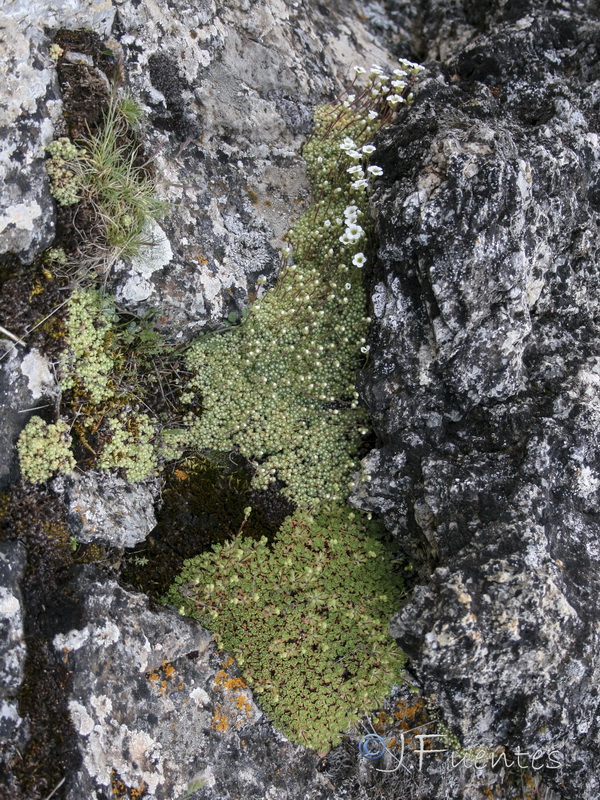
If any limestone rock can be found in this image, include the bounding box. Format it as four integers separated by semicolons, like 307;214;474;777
354;6;600;798
56;568;335;800
53;472;159;548
0;541;27;755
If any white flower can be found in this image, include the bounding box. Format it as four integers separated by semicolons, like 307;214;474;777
339;233;351;245
398;57;424;72
361;144;376;155
346;149;363;159
369;64;384;75
344;205;360;219
353;65;366;74
391;79;406;90
351;178;369;190
352;252;367;268
345;223;364;242
339;137;356;151
323;219;331;228
387;94;405;106
360;345;371;354
346;165;364;176
367;165;383;176
346;94;355;103
367;110;378;120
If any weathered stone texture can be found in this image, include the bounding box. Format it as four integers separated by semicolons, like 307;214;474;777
354;6;600;798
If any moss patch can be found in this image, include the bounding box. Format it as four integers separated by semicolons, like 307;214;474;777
120;458;284;599
0;484;84;800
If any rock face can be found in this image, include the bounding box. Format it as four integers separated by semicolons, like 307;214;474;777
0;0;115;263
55;568;337;800
53;472;158;548
0;542;27;767
355;4;600;798
3;0;600;799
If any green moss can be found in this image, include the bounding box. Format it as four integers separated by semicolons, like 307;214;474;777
120;458;284;599
165;504;405;751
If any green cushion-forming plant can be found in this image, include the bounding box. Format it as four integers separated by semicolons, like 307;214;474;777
165;504;405;751
183;62;423;508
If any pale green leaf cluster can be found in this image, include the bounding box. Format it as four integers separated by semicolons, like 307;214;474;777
98;412;158;482
17;416;76;483
165;505;405;751
46;137;82;206
59;288;161;482
183;90;394;508
59;288;118;404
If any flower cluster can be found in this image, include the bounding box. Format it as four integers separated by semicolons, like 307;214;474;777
17;416;76;483
165;505;405;751
183;63;422;508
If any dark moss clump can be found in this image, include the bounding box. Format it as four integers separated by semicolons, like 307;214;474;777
119;458;284;599
0;483;84;800
0;252;71;355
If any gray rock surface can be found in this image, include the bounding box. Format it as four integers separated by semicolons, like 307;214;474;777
0;0;116;262
3;0;600;798
56;568;335;800
53;472;159;548
353;4;600;798
0;541;27;754
106;0;402;335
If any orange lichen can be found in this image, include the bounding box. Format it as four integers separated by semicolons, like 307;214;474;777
163;661;175;678
145;660;181;697
110;770;146;799
212;708;229;732
211;659;253;732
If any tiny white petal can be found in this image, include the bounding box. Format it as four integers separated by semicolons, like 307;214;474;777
387;94;405;106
